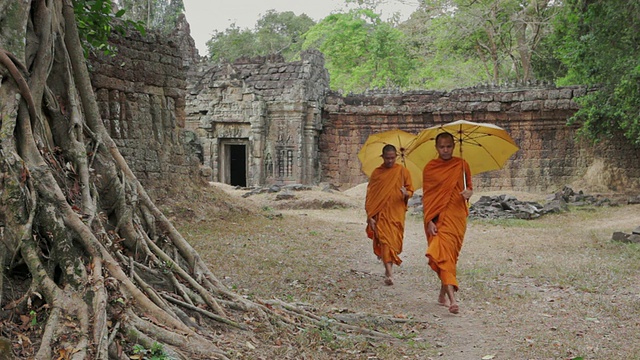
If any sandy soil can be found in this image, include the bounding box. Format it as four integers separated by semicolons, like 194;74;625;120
181;183;640;360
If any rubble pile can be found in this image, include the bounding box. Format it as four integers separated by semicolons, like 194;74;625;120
548;186;614;207
409;186;626;220
612;228;640;244
469;194;553;219
241;184;313;198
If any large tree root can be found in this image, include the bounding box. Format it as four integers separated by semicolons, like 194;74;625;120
0;1;404;359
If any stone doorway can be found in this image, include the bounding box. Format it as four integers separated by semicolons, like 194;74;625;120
220;140;248;187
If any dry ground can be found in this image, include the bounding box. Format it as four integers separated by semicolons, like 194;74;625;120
167;183;640;360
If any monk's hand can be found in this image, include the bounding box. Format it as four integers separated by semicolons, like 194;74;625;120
400;186;408;198
427;220;438;236
461;189;473;200
368;217;377;231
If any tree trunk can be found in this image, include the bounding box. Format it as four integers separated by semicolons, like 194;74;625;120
0;1;374;358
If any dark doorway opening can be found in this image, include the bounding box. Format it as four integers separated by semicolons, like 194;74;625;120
229;144;246;187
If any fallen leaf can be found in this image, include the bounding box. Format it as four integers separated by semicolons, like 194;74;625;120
16;333;32;345
55;348;68;360
482;355;496;360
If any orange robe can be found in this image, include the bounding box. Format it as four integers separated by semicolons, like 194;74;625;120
365;163;414;265
422;157;472;290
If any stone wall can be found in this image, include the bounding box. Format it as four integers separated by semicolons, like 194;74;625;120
185;50;328;187
320;86;640;192
89;27;201;196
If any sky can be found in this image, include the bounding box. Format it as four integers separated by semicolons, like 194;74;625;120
182;0;420;55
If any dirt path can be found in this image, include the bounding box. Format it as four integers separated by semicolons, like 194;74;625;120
296;208;505;360
190;183;640;359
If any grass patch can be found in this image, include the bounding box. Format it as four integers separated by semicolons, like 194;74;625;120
470;217;551;228
166;186;640;359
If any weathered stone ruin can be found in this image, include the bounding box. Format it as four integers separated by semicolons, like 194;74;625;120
407;186;631;220
469;195;555;219
612;226;640;244
184;52;640;193
185;51;328;188
468;187;616;220
88;22;202;198
88;19;640;197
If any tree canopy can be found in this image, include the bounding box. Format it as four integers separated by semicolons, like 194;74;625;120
551;0;640;145
302;8;416;92
206;10;315;62
115;0;185;34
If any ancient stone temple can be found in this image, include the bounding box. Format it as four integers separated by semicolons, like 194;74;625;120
184;46;639;192
185;51;328;187
83;14;637;194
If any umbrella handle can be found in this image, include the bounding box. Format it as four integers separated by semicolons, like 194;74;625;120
462;166;472;208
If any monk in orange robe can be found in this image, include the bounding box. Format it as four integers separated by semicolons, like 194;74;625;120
422;132;473;314
365;144;414;286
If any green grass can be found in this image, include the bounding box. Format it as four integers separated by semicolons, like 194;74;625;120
470;217;552;228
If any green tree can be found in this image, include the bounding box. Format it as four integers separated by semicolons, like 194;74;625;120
206;23;258;62
206;10;315;62
74;0;145;56
116;0;185;33
255;10;316;60
406;0;558;85
400;3;487;89
552;0;640;145
303;9;416;92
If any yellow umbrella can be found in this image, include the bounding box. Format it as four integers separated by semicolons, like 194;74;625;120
357;129;423;188
405;120;519;180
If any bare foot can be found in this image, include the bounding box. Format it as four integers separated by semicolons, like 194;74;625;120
384;277;394;286
449;303;459;314
438;294;448;306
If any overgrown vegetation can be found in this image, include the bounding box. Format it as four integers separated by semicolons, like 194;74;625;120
206;10;315;63
206;0;640;145
73;0;145;56
0;1;390;359
551;0;640;145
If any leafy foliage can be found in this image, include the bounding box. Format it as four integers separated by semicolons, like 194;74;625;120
206;10;315;62
116;0;185;34
255;10;316;60
131;342;174;360
73;0;145;57
405;0;559;86
400;4;488;89
552;0;640;145
302;9;416;92
206;24;257;63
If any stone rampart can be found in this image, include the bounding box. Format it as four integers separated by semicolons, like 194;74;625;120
89;28;201;196
320;86;640;192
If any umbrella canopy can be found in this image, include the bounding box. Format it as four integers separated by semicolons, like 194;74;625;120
405;120;519;176
357;129;423;188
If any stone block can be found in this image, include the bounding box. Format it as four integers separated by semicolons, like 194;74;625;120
544;99;558;109
487;102;502;112
521;101;541;111
524;89;545;101
612;232;640;243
